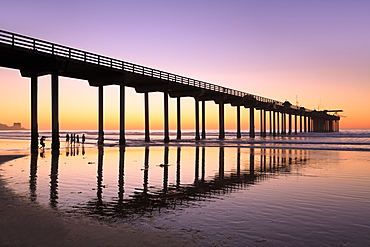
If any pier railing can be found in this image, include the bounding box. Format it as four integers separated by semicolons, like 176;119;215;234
1;29;294;108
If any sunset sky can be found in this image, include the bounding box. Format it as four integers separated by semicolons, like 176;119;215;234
1;1;369;130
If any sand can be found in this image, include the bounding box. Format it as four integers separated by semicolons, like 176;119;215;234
0;155;197;247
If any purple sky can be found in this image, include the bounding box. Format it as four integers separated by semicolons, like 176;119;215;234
1;0;370;129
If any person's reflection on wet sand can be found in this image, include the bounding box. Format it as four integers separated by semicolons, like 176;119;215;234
40;148;45;158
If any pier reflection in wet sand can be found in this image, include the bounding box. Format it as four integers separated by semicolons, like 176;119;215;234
13;145;369;246
34;146;309;218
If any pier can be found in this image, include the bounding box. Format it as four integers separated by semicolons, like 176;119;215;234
0;30;341;150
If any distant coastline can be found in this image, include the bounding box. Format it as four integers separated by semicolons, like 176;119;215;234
0;123;27;131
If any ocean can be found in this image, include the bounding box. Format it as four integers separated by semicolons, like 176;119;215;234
1;129;370;152
0;129;370;246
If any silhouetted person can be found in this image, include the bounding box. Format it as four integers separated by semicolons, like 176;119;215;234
40;136;46;149
82;134;85;144
66;133;70;144
76;135;79;144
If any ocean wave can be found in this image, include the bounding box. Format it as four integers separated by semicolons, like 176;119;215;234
1;129;370;152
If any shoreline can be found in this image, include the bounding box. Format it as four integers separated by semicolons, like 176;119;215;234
0;155;197;247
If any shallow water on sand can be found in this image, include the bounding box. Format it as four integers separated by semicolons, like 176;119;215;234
1;144;370;246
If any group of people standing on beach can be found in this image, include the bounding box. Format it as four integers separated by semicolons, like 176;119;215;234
38;133;87;158
66;133;85;146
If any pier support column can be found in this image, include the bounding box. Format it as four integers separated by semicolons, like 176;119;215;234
300;115;303;133
304;115;307;132
269;111;272;135
98;85;104;145
277;112;280;135
119;84;125;145
288;113;292;135
337;120;339;132
308;117;311;132
177;97;181;140
260;109;264;137
144;92;150;142
338;120;340;132
195;97;200;140
52;73;60;149
31;76;38;151
329;120;333;132
249;106;255;138
263;109;267;137
294;114;297;135
337;120;340;132
164;91;169;143
282;113;286;134
202;100;206;139
237;105;241;138
219;100;225;139
273;111;276;136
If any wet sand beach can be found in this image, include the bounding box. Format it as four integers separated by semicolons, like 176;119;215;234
0;154;197;247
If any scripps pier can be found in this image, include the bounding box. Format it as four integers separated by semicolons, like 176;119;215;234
0;30;341;150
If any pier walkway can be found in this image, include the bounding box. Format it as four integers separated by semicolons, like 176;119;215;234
0;30;340;150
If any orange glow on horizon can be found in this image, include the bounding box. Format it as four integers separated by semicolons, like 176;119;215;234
0;66;369;131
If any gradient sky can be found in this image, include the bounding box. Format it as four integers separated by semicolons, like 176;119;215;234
1;0;369;130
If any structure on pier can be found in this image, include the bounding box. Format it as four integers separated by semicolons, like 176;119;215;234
0;30;341;150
